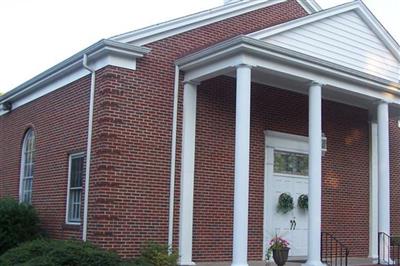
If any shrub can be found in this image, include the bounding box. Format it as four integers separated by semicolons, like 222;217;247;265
0;197;40;254
0;239;122;266
131;242;178;266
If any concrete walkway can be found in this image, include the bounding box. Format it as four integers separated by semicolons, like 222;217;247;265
196;257;376;266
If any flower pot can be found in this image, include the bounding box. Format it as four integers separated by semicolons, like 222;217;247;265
272;247;290;266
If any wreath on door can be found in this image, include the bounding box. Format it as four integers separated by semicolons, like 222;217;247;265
298;194;308;210
277;193;294;214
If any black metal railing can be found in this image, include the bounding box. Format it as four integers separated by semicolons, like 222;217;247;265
378;232;400;265
321;232;349;266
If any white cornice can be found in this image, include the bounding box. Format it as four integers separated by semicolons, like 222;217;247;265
0;40;150;115
176;36;400;96
111;0;290;46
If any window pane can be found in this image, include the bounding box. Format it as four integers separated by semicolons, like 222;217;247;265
20;129;35;204
274;150;308;176
67;154;84;223
68;189;82;222
70;157;84;188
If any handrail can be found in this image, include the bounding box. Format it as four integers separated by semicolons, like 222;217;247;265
378;232;400;265
321;232;349;266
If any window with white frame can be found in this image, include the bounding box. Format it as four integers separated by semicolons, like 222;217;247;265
273;150;308;176
20;129;36;204
66;153;85;224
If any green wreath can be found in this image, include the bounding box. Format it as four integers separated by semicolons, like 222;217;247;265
298;194;308;210
277;193;294;214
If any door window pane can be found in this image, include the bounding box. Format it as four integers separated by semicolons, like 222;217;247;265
274;150;308;176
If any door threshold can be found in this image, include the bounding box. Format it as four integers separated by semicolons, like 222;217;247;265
287;256;307;263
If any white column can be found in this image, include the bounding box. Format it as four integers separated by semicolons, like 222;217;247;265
369;122;378;259
303;82;324;266
179;81;198;266
377;101;390;247
232;64;252;266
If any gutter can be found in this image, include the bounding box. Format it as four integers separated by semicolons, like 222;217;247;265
168;65;180;251
82;54;96;242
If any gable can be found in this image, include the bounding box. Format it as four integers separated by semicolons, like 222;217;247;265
250;3;400;83
111;0;317;45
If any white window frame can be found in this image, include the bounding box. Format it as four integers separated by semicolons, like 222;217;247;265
19;129;35;204
65;152;85;225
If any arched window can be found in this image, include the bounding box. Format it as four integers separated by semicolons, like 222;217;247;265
20;129;35;204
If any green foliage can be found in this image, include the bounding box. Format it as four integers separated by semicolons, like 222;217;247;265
266;234;290;260
277;193;294;214
0;197;40;254
131;242;178;266
297;194;308;210
0;239;122;266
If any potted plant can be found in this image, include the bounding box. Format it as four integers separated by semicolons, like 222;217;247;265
266;235;290;266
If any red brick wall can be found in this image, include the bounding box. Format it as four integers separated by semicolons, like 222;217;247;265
390;109;400;238
85;0;309;259
0;75;91;240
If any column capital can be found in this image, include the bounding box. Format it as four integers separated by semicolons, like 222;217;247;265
183;80;201;86
309;81;324;88
235;63;253;70
375;99;389;105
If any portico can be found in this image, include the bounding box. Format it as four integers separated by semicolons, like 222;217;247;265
175;32;400;266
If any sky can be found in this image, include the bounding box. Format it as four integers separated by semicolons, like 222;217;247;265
0;0;399;94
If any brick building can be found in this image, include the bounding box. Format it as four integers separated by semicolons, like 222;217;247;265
1;0;400;265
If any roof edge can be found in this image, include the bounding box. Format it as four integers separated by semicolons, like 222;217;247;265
111;0;298;45
0;40;150;105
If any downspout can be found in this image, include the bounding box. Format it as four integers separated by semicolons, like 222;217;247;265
168;65;180;250
82;54;96;242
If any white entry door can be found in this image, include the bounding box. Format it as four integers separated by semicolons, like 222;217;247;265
264;131;309;258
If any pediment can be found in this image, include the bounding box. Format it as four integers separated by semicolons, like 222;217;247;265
249;1;400;82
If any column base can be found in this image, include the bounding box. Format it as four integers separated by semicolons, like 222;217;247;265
231;264;249;266
302;260;326;266
178;260;196;266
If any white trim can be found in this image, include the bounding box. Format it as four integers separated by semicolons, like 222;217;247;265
65;152;85;226
111;0;288;45
168;65;180;251
19;129;35;204
177;37;400;105
263;130;309;259
265;130;309;151
248;1;400;62
0;40;149;116
369;122;378;259
296;0;322;14
19;132;28;203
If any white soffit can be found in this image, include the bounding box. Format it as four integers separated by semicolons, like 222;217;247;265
111;0;319;46
249;0;400;83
